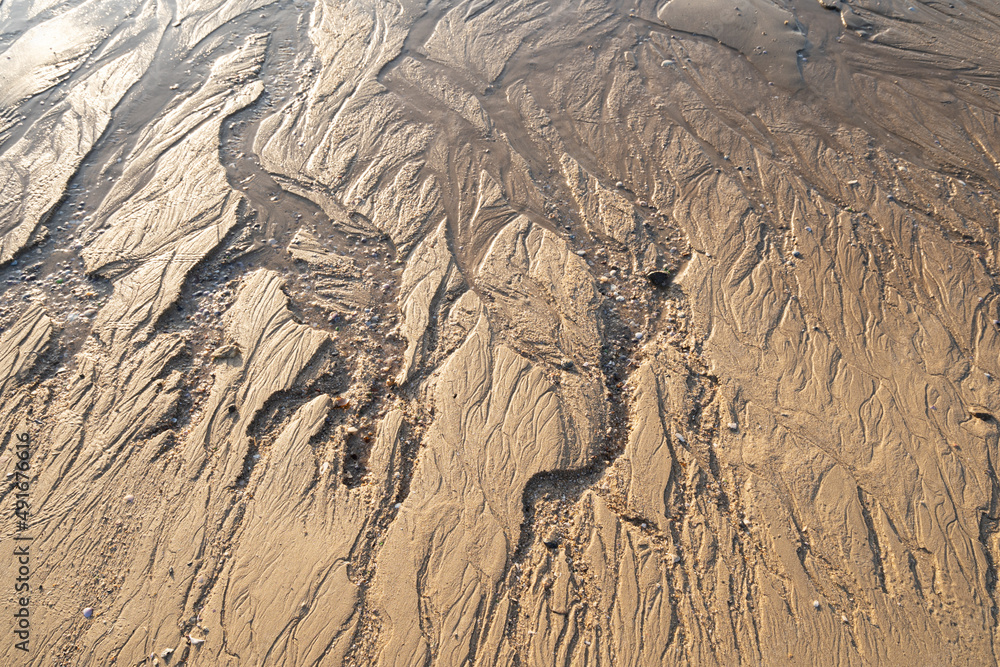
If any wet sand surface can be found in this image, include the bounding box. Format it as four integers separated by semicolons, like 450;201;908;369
2;0;1000;664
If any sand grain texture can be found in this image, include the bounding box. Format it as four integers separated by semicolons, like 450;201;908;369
2;0;1000;664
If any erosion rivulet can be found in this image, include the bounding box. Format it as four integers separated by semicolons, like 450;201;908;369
2;0;1000;664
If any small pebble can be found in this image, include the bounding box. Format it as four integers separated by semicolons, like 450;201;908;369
813;600;821;609
124;494;135;504
83;607;94;619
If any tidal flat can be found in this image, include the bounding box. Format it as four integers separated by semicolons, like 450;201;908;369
2;0;1000;664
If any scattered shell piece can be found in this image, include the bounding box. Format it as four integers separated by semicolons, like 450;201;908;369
83;607;94;619
812;600;821;609
646;270;672;288
124;494;135;504
211;343;240;360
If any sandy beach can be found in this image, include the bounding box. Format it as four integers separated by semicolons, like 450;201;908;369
2;0;1000;664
